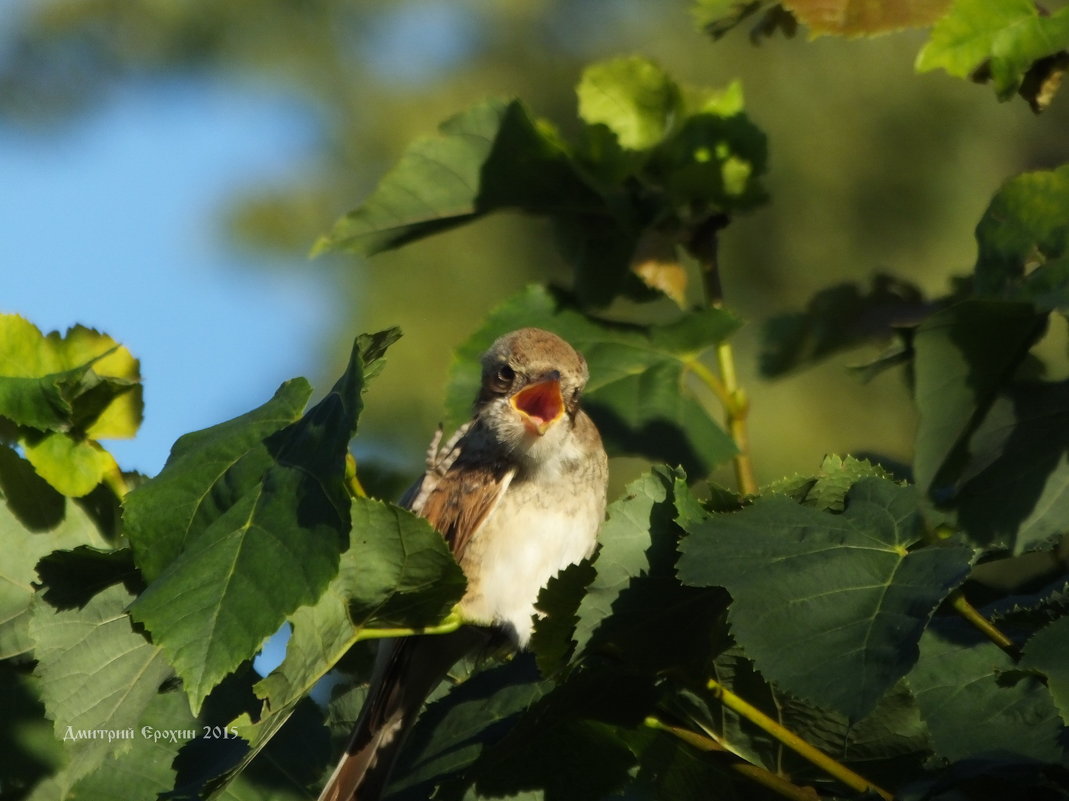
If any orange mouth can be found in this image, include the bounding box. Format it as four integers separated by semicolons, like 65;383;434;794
510;379;564;435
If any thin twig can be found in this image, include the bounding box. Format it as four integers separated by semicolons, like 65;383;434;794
685;214;758;494
643;716;821;801
949;590;1020;658
354;611;464;642
706;679;893;800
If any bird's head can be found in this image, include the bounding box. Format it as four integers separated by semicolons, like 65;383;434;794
476;328;589;457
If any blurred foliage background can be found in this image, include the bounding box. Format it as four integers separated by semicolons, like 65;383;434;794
4;0;1068;490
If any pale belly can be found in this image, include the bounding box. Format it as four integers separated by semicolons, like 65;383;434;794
457;477;600;646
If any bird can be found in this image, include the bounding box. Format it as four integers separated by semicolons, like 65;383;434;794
317;327;609;801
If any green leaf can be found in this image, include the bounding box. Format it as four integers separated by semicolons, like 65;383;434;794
0;316;142;439
446;285;739;477
314;98;600;257
678;478;974;720
954;380;1069;552
974;165;1069;302
256;495;465;712
911;300;1045;498
577;57;683;151
123;378;312;582
64;688;197;801
572;469;671;658
916;0;1069;99
28;584;174;784
574;468;724;679
759;274;928;377
529;559;597;677
908;619;1064;763
22;433;117;498
1020;616;1069;726
0;663;64;797
765;453;894;512
129;334;393;712
388;658;551;801
0;448;110;659
217;496;465;791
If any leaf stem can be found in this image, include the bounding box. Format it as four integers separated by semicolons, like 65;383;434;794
642;716;820;801
949;590;1019;658
685;214;758;495
354;611;463;641
345;452;368;498
705;679;893;801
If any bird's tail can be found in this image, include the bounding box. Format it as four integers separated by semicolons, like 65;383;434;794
316;628;487;801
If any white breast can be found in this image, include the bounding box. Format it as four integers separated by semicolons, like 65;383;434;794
457;465;602;646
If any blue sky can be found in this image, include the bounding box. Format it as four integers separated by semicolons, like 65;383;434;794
0;76;340;476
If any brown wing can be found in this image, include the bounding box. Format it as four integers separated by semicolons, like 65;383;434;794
401;422;514;562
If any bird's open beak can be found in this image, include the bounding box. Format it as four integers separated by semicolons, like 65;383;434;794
510;378;564;436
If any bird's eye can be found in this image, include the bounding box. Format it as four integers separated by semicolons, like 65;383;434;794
496;364;516;384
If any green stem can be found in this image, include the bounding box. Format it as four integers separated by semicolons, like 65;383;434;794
685;213;758;495
354;611;463;642
345;452;368;498
949;590;1019;658
706;679;893;801
643;717;820;801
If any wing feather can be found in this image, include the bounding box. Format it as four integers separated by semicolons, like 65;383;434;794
401;421;514;562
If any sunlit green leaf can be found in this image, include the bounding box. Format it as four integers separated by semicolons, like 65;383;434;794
577;57;683;151
0;315;142;440
916;0;1069;99
314;99;600;257
679;478;973;720
974;165;1069;304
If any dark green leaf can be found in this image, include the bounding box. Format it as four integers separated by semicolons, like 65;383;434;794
679;478;974;720
908;619;1064;763
529;558;596;677
35;546;139;610
954;380;1069;552
0;663;63;798
446;286;739;476
388;657;550;801
760;274;928;377
1020;616;1069;726
911;300;1045;498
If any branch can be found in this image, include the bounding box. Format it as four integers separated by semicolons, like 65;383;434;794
643;716;821;801
686;214;758;495
949;590;1020;658
706;679;893;800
